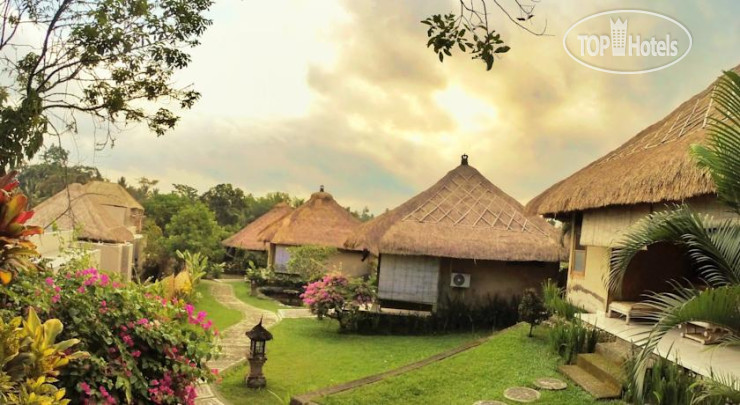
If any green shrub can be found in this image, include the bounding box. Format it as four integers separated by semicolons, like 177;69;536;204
286;245;337;281
547;318;601;364
518;288;548;337
541;279;581;321
1;268;218;404
333;294;520;335
0;308;85;404
624;354;698;405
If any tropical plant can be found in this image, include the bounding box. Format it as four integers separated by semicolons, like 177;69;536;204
518;288;548;337
546;318;601;364
0;268;218;403
0;0;213;170
301;273;375;322
286;245;337;281
0;171;42;285
608;70;740;401
0;308;86;404
541;279;580;321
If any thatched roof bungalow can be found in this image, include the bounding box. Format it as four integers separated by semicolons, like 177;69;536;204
258;187;368;277
29;181;146;280
525;64;740;315
222;203;294;251
346;155;563;310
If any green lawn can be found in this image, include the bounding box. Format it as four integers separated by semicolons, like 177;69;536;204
320;323;623;405
230;281;300;313
194;282;243;331
216;318;482;404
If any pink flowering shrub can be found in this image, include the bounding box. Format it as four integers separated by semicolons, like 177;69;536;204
300;273;376;320
0;268;218;404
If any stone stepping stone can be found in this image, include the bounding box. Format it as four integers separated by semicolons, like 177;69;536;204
504;387;541;403
534;377;567;390
473;401;507;405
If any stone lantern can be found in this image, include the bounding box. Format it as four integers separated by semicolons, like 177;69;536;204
245;318;273;388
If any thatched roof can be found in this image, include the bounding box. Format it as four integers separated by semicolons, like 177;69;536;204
527;64;740;217
84;181;144;210
222;203;294;250
345;156;563;262
29;182;139;243
258;187;361;249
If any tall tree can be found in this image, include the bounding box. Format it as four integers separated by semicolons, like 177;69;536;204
200;183;248;228
17;144;102;205
0;0;212;170
165;201;225;262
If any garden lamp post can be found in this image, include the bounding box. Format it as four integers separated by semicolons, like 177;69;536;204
245;318;273;389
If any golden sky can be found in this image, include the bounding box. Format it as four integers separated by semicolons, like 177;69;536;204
60;0;740;214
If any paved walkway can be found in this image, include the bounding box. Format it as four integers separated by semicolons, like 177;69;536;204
195;280;280;405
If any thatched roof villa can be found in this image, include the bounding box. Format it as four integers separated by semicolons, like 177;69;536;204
526;64;740;316
222;202;294;251
345;155;563;311
258;187;369;277
29;181;146;280
525;65;740;392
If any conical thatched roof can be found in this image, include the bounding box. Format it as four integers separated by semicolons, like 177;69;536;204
345;156;563;262
527;64;740;217
222;203;294;250
258;187;361;249
29;182;139;243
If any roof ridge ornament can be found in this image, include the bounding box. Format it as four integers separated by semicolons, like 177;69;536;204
461;154;469;165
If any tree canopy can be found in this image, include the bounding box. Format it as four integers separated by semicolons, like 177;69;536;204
0;0;213;170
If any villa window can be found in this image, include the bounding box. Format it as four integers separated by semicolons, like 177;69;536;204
572;213;586;274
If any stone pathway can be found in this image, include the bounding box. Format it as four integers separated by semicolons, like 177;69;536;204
195;280;280;405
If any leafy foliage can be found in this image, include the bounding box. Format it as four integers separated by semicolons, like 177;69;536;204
0;0;213;169
546;318;601;364
542;279;581;321
518;288;547;337
0;268;218;404
201;183;249;229
422;12;509;70
165;201;226;263
622;354;712;405
0;172;42;285
0;308;85;405
421;1;548;71
17;145;103;206
286;245;338;281
692;70;740;214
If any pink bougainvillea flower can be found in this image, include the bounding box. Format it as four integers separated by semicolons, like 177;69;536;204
45;277;54;286
79;382;92;396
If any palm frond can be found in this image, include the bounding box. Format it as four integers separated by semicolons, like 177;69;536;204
609;205;740;293
627;285;740;397
691;372;740;404
692;70;740;213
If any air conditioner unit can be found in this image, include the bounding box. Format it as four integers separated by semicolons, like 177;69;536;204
450;273;471;288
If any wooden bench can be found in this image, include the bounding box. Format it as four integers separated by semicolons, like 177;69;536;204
607;301;658;324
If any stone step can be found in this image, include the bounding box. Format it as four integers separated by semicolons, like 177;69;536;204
560;365;622;400
577;353;625;387
595;341;631;365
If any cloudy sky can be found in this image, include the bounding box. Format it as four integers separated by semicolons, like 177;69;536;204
56;0;740;214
